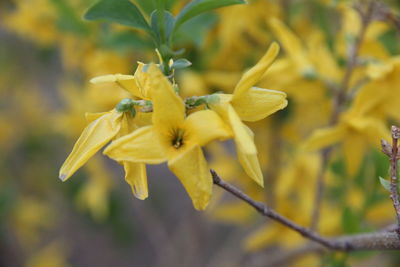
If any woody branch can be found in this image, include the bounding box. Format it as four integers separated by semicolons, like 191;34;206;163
211;169;400;251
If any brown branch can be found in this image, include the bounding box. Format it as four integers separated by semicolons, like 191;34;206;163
390;126;400;226
211;169;400;251
310;1;376;230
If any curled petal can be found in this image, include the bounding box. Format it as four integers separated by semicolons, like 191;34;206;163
268;18;311;71
233;42;280;98
123;162;148;200
90;74;146;99
59;111;122;181
232;87;287;122
237;147;264;187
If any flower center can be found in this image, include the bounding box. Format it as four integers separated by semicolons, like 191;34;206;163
171;128;185;149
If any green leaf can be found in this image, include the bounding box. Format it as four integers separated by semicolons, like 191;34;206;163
174;0;246;29
174;12;217;47
101;31;154;50
84;0;151;33
172;58;192;69
379;176;391;192
51;0;88;34
133;0;177;15
150;10;175;43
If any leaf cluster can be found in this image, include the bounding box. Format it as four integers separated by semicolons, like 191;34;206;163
83;0;246;73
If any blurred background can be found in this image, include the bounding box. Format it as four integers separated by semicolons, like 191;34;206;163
1;0;400;266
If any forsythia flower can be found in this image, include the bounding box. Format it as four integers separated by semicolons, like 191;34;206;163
59;62;156;199
59;108;151;200
104;64;231;210
210;42;288;186
304;103;389;176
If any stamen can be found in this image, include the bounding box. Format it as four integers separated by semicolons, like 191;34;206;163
172;129;184;149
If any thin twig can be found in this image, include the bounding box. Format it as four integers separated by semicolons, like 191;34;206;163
390;126;400;227
211;169;400;251
310;1;376;231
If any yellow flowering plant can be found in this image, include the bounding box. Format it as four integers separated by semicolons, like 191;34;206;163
59;0;288;210
4;0;400;265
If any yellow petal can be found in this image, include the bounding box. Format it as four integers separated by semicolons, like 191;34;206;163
118;112;136;137
228;104;257;154
209;201;254;224
123;161;148;200
90;74;145;98
245;224;280;251
342;132;366;176
184;110;232;147
304;126;346;151
85;112;109;123
134;62;152;100
347;116;390;147
231;87;287;122
104;125;167;164
59;111;122;181
168;146;212;210
268;18;311;71
235;125;263;186
233;42;280;98
148;64;185;131
237;147;264;186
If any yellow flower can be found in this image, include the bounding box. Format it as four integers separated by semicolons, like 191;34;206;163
210;42;288;186
305;107;389;176
90;62;152;100
59;108;150;200
26;242;69;267
104;64;231;210
76;156;113;221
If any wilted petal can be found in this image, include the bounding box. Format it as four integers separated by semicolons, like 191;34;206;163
59;111;122;181
232;87;287;122
233;42;280;98
168;146;212;210
123;162;148;200
104;125;167;164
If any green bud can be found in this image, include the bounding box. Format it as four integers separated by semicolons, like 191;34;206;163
206;94;219;104
302;68;317;80
116;98;135;113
